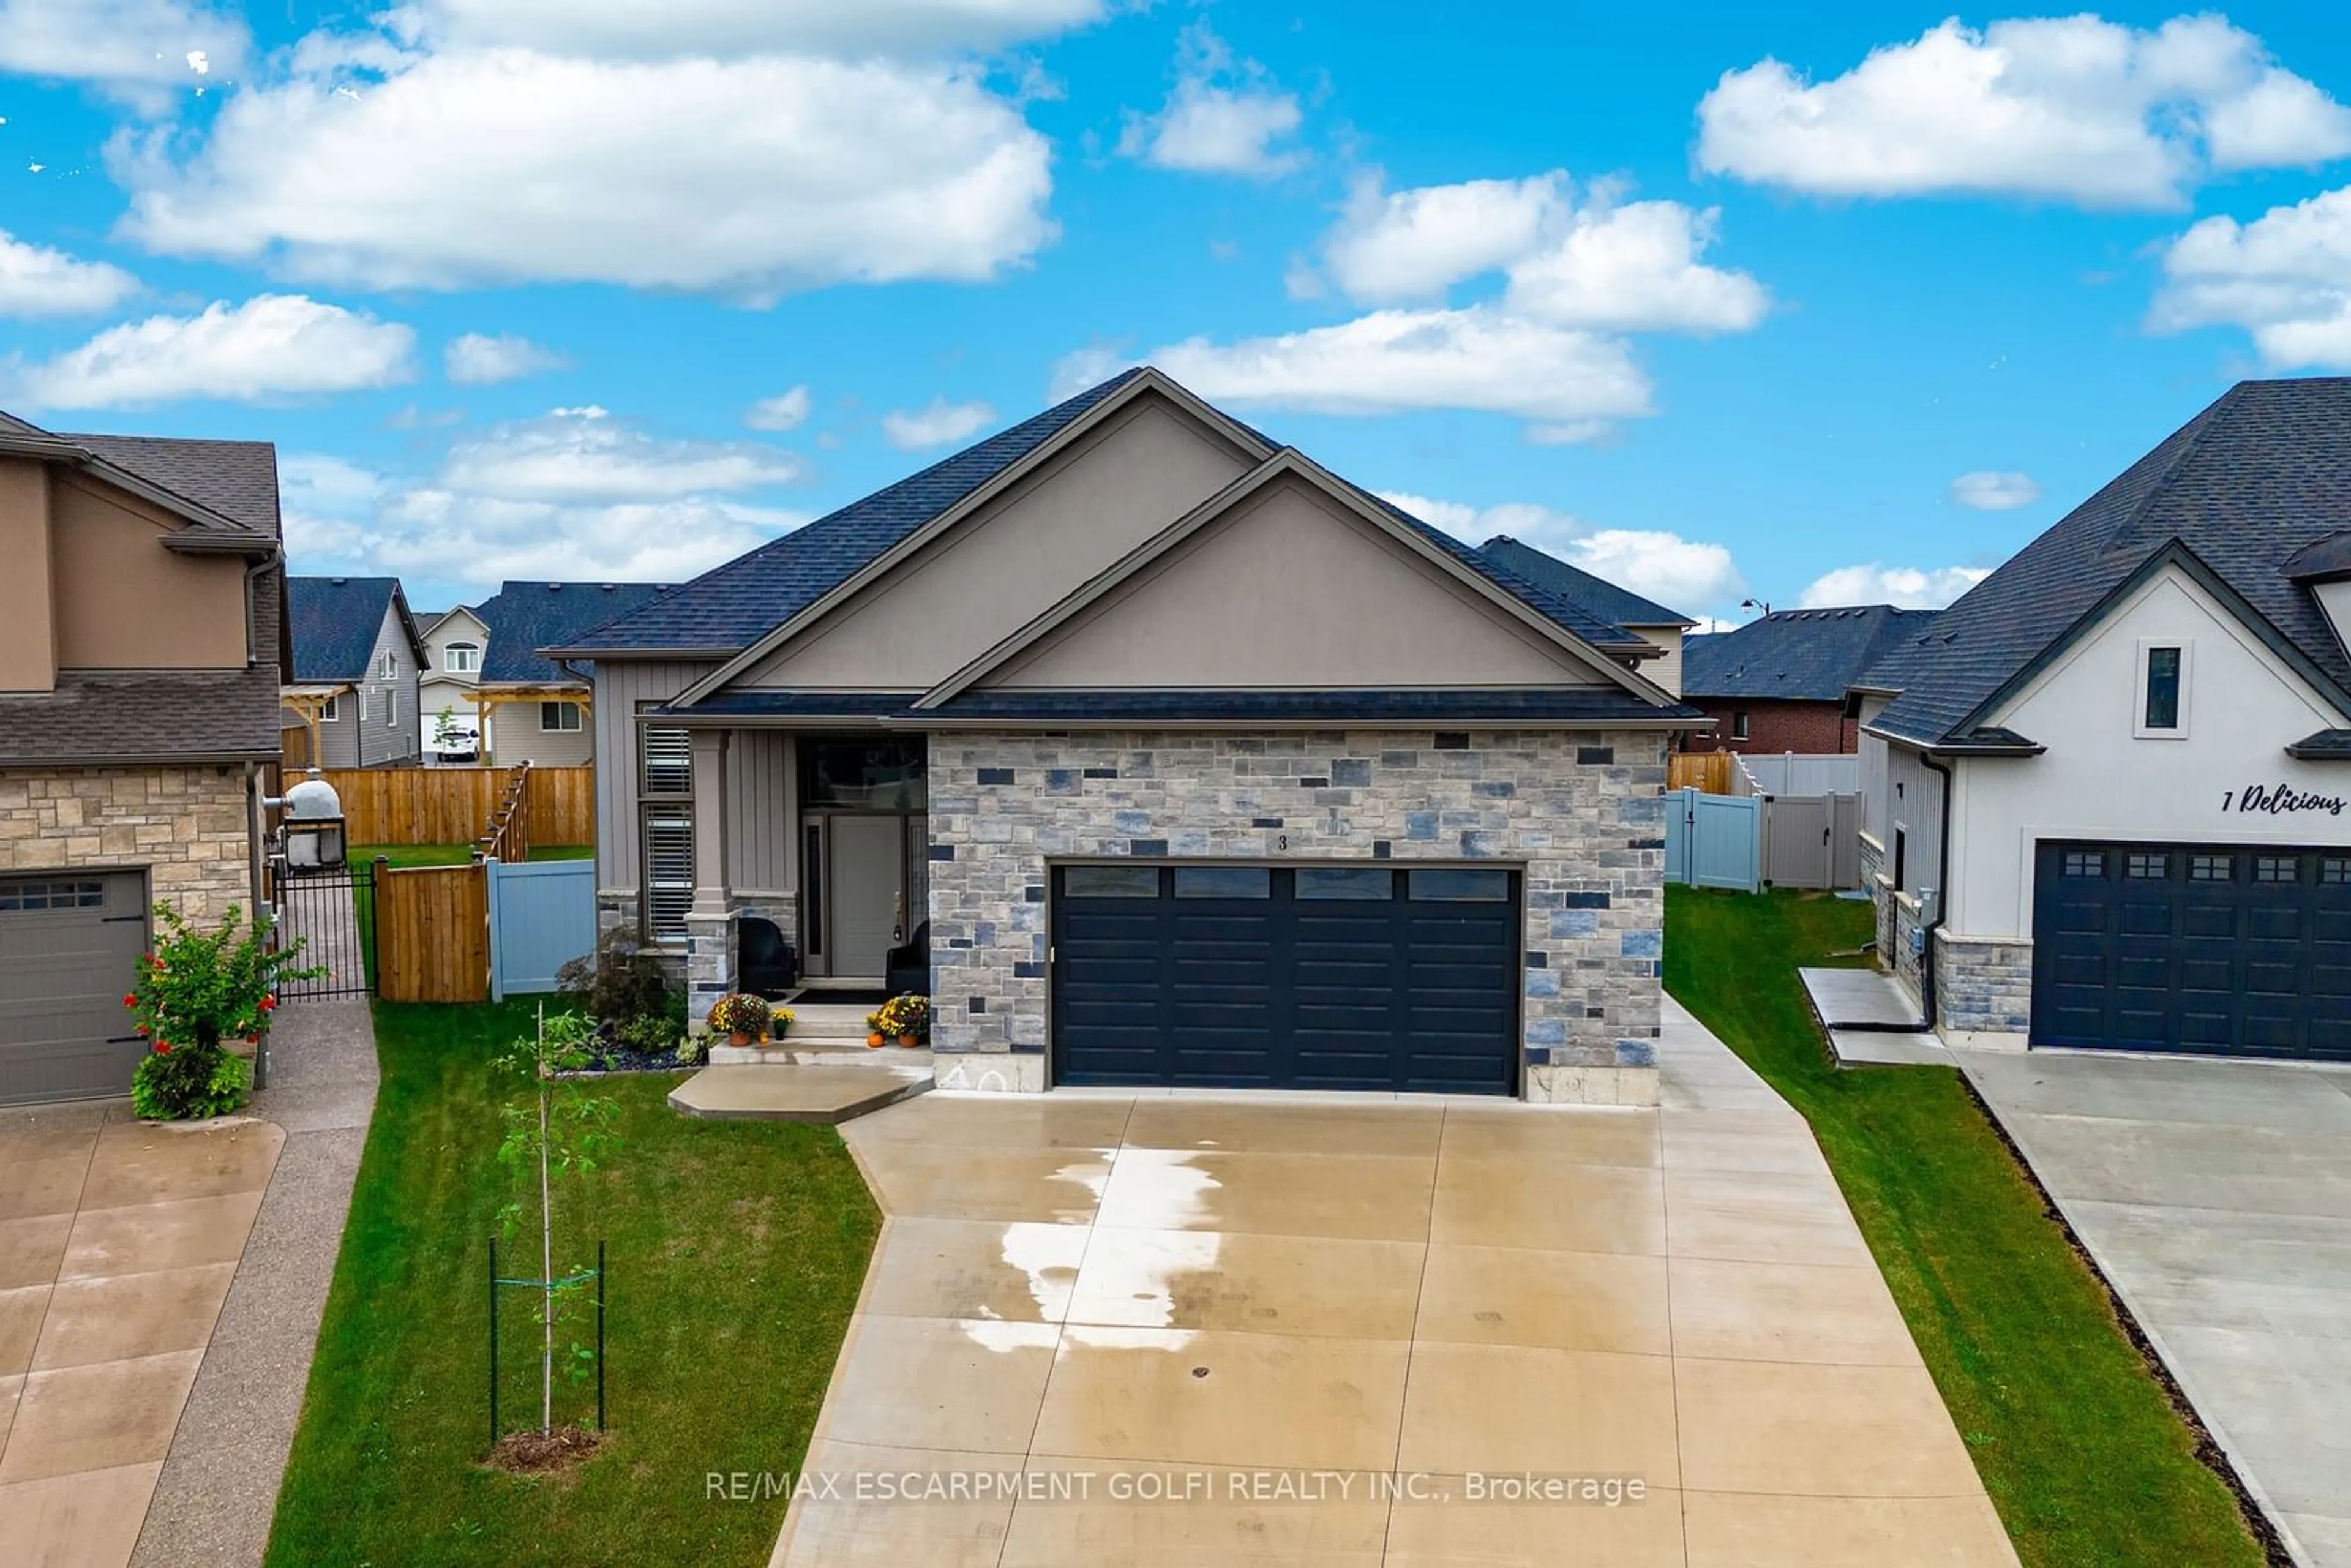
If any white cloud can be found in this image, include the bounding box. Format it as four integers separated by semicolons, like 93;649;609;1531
1799;563;1989;610
1502;200;1768;334
1321;173;1567;304
444;331;567;384
1123;306;1653;438
0;229;140;317
279;417;813;590
408;0;1103;57
2151;185;2351;367
1698;13;2351;208
1950;470;2042;510
441;407;803;501
882;396;997;449
1119;22;1303;179
1378;490;1743;612
116;42;1057;299
12;294;415;409
0;0;247;107
745;385;812;431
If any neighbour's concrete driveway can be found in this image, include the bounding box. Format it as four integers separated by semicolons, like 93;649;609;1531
774;1002;2016;1567
1963;1050;2351;1567
0;1102;283;1568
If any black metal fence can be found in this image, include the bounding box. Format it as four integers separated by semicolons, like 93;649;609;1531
268;857;377;1000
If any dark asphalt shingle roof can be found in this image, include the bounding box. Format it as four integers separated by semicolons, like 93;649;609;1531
557;367;1656;664
1478;537;1693;629
1864;377;2351;746
0;666;286;764
59;432;281;535
665;688;1704;724
555;370;1150;654
468;580;674;683
1682;605;1940;702
288;577;401;682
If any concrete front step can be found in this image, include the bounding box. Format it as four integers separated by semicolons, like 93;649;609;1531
709;1043;932;1069
667;1063;931;1124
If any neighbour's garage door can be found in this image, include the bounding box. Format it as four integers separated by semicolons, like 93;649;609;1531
2031;841;2351;1060
0;871;151;1105
1051;863;1520;1093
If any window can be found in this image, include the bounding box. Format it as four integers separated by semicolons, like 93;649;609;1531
1296;867;1393;901
2126;852;2169;880
541;700;583;733
2324;858;2351;885
356;689;367;722
2254;855;2298;884
1732;710;1750;741
2137;641;2188;737
1174;866;1270;899
377;650;398;681
637;707;694;942
443;642;480;674
2062;850;2106;879
1891;827;1907;894
2189;854;2231;882
318;695;340;723
1064;866;1160;898
384;688;398;727
0;879;104;912
802;738;925;810
1408;868;1509;902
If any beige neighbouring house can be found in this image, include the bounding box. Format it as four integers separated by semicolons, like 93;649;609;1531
0;412;287;1106
548;368;1710;1104
418;579;674;767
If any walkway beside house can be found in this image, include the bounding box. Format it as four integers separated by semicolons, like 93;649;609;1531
130;999;381;1567
1963;1049;2351;1567
771;996;2015;1566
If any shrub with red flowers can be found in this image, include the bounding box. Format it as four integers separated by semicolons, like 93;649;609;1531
126;903;324;1120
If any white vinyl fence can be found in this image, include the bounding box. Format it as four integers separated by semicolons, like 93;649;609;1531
1670;754;1866;893
1730;751;1863;798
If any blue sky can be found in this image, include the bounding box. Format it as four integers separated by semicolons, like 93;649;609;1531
5;1;2351;621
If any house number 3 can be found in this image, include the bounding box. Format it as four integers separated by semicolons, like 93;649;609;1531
1276;833;1289;849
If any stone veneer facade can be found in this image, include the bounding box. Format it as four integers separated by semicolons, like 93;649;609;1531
924;729;1669;1104
0;765;254;923
1933;934;2033;1041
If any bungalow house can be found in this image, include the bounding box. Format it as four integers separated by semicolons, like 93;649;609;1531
1856;377;2351;1061
546;369;1706;1103
1477;536;1695;696
0;414;286;1105
282;577;426;768
1682;605;1937;754
421;580;672;765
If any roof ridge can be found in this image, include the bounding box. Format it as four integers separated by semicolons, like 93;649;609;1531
2095;386;2240;555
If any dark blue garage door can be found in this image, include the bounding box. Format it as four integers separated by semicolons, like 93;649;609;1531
1052;863;1520;1093
2031;841;2351;1060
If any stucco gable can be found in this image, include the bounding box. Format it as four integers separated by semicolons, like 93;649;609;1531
960;468;1620;694
718;389;1262;693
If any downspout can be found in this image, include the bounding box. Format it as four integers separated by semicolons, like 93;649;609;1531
1918;751;1955;1033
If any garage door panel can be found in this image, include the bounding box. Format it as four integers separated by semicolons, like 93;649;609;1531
1056;864;1517;1093
0;871;149;1106
2034;838;2351;1060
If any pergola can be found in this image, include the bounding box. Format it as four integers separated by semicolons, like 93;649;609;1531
280;683;353;768
469;684;592;763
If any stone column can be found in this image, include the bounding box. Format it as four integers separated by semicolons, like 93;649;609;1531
684;729;734;1030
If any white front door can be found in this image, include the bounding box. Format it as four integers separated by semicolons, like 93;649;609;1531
828;816;905;979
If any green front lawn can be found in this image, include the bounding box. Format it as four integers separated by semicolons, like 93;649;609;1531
1665;887;2263;1567
268;1000;880;1567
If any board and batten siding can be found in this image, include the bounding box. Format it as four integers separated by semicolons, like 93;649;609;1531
590;659;716;892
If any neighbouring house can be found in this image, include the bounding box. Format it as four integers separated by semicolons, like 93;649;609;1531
1855;376;2351;1061
1477;536;1695;696
421;580;672;767
546;368;1706;1103
1682;604;1938;754
282;577;426;769
0;414;287;1105
418;603;488;757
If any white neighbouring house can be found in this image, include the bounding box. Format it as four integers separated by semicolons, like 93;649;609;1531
1854;377;2351;1061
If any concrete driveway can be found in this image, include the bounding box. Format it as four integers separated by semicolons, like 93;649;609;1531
1962;1050;2351;1567
773;1002;2015;1567
0;1102;283;1568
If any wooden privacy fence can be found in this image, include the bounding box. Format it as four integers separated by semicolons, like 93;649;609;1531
318;765;594;847
373;861;489;1002
1667;751;1734;795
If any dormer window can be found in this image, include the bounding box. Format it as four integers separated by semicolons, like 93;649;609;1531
2137;640;2188;738
444;642;480;674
